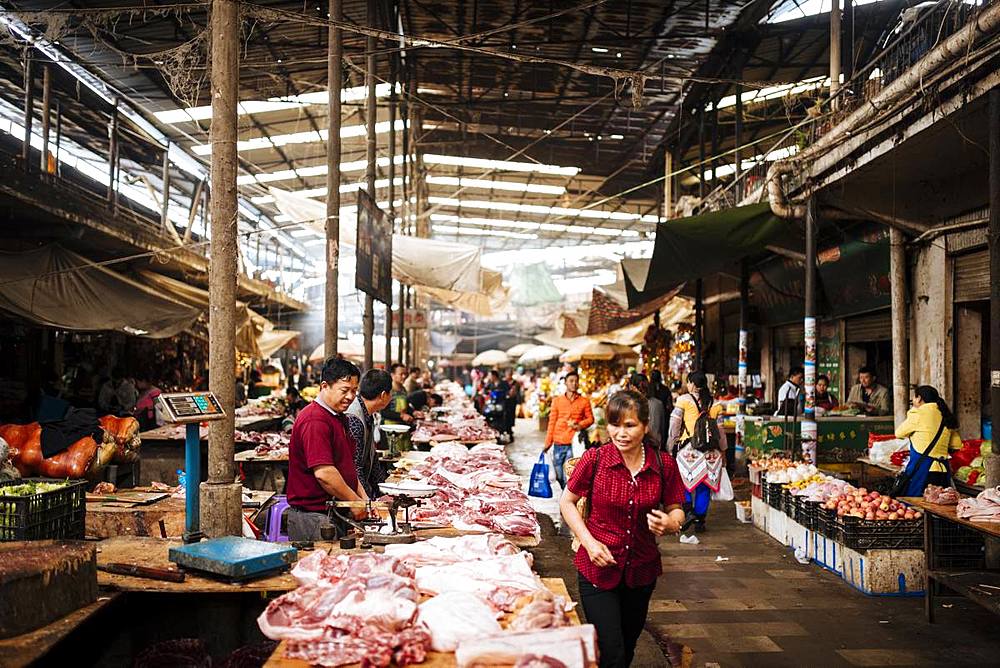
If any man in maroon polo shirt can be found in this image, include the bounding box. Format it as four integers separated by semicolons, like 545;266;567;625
286;357;367;540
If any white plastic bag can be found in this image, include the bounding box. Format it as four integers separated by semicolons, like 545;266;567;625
712;468;734;501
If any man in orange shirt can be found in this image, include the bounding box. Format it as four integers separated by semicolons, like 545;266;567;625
543;370;595;489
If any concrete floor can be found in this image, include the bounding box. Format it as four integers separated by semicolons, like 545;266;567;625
507;419;1000;668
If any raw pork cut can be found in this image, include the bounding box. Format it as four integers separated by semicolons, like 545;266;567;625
455;625;598;668
384;534;523;567
284;625;431;667
416;591;502;651
415;553;543;611
508;590;571;632
292;551;414;586
258;573;419;640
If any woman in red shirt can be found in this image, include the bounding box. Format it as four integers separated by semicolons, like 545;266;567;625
560;390;686;667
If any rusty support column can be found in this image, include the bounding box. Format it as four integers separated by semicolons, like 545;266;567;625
325;0;343;359
203;0;242;537
386;51;397;367
363;0;377;370
697;109;706;199
986;88;1000;490
830;0;842;105
54;101;62;175
40;64;50;173
735;81;743;201
890;227;909;424
695;279;704;368
22;51;33;165
161;143;171;234
663;148;673;220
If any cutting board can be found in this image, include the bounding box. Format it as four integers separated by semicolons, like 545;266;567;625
86;491;169;506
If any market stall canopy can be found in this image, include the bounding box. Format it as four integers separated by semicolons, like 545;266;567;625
508;263;563;307
505;343;536;358
272;187;481;292
0;246;200;338
560;341;638;363
471;349;510;367
418;268;510;317
135;269;293;358
518;345;564;366
622;203;790;308
309;337;399;364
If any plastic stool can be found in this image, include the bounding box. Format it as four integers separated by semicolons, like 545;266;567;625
264;495;290;542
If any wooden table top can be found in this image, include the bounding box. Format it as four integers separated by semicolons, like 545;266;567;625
235;450;289;463
0;596;119;668
902;497;1000;539
264;577;580;668
856;457;902;473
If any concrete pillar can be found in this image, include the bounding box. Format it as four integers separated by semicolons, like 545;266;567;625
987;87;1000;488
22;51;33;165
325;0;343;358
202;0;243;537
736;260;749;463
909;242;952;399
803;199;818;463
889;227;909;423
830;0;842;104
663;149;673;220
955;306;983;438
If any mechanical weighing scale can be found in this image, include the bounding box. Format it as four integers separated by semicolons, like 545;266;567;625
328;482;438;546
158;392;296;581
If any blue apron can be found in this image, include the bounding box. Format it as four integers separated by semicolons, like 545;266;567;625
902;443;948;497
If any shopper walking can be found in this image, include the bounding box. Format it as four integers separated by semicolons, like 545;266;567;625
543;369;594;489
667;371;727;532
894;385;963;496
629;372;666;448
560;390;686;668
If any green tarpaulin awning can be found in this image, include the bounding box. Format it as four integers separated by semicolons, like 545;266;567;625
623;203;793;308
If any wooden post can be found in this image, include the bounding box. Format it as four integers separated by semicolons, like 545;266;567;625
203;0;243;537
161;143;172;234
22;51;33;165
54;101;62;175
890;227;909;424
326;0;343;359
697;109;706;199
695;278;704;368
830;0;842;106
386;52;398;367
735;81;743;201
663;148;673;220
40;64;50;173
363;0;377;371
986;88;1000;490
108;100;119;204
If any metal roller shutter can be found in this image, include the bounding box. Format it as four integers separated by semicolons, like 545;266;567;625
954;250;989;303
844;310;891;342
773;323;804;347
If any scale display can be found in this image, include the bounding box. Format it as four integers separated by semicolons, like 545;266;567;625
159;392;227;424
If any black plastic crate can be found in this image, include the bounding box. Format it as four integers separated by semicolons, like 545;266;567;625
929;513;985;569
801;499;820;530
763;481;784;508
780;489;794;516
0;478;87;541
836;513;923;551
816;506;841;540
789;495;812;526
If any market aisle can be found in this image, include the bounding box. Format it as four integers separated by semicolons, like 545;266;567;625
648;500;1000;667
507;417;562;526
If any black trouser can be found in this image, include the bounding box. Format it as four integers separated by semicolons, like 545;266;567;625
578;573;655;668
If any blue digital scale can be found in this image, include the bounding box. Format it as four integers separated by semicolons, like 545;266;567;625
158;392;297;580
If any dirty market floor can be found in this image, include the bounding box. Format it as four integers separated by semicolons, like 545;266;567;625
508;419;1000;667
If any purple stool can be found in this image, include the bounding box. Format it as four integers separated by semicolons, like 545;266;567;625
264;495;290;542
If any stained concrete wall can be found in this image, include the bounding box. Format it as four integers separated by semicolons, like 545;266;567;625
908;241;953;403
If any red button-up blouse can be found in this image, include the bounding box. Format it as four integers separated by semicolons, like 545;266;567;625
567;441;686;590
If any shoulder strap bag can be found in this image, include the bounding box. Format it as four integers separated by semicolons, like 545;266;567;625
888;417;947;498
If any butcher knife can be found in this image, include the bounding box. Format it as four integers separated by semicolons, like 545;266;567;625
98;562;186;583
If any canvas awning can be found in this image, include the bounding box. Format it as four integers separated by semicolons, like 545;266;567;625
418;268;510;317
622;203;792;307
271;187;482;293
0;246;200;338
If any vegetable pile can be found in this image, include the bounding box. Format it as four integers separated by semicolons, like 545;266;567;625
0;480;69;497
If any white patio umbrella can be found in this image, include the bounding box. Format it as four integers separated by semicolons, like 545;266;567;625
518;344;564;366
471;349;510;367
559;341;637;363
505;343;536;358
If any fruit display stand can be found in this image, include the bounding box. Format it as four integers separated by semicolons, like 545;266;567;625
749;472;925;596
744;416;895;464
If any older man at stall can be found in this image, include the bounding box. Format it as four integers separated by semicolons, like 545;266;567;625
846;365;891;416
286;357;367;540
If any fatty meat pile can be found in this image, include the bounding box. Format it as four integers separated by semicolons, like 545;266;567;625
411;383;498;443
392;442;540;539
258;534;596;667
235;430;290;457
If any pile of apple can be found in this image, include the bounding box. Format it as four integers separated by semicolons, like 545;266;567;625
822;488;922;521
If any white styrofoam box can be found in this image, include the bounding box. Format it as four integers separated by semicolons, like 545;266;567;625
812;531;845;575
840;545;926;596
735;501;753;524
751;496;769;534
785;517;809;553
767;505;787;544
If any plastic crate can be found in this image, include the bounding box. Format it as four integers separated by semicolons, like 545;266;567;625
788;495;810;525
929;513;985;569
836;513;923;550
802;499;822;530
816;506;841;540
763;481;784;508
0;478;87;541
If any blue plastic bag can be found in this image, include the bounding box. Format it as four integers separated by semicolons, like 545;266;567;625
528;453;553;498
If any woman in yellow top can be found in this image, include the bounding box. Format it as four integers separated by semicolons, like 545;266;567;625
666;371;727;531
894;385;963;496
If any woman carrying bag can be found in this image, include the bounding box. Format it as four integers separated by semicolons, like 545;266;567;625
560;390;686;668
893;385;963;497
